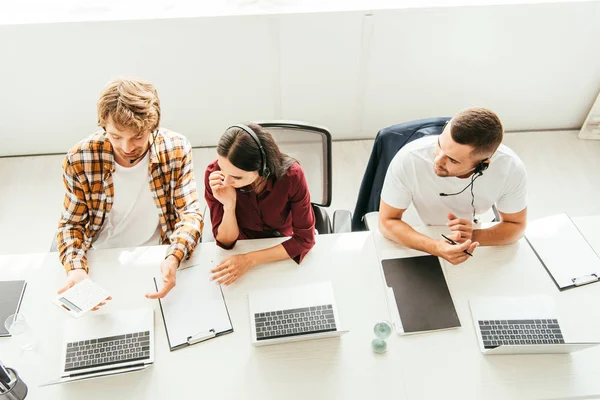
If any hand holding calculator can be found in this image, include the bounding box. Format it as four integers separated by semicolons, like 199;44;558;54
54;279;111;318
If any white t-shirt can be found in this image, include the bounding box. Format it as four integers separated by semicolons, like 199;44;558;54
380;136;527;226
93;153;161;249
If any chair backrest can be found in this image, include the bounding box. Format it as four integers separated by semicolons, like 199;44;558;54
352;117;450;231
255;121;332;208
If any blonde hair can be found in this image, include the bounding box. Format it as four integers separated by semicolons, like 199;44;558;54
97;78;161;133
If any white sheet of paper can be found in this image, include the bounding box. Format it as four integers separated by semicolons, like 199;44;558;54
526;213;600;288
155;263;232;348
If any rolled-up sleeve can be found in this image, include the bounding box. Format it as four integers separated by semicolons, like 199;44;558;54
57;156;91;273
281;168;316;264
166;141;203;262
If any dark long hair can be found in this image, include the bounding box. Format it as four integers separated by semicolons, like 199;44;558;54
217;123;296;179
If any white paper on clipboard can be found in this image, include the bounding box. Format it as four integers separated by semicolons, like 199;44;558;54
154;263;233;350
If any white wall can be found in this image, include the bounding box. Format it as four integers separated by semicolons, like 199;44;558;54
0;1;599;156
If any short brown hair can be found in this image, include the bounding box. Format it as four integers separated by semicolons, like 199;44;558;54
450;107;503;156
97;78;161;133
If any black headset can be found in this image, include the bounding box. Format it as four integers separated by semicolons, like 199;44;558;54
228;124;270;178
473;158;489;175
128;129;159;164
438;120;491;223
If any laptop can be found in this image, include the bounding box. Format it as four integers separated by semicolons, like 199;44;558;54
42;308;154;385
248;281;347;346
469;296;600;355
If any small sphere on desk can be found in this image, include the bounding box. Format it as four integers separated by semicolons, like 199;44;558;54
371;338;387;353
373;321;393;339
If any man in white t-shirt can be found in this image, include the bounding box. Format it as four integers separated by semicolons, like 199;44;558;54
56;79;203;306
379;107;527;265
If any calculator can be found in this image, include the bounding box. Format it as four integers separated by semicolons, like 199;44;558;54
54;279;111;318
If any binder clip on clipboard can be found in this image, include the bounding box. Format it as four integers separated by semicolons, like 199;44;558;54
572;273;599;287
187;329;216;345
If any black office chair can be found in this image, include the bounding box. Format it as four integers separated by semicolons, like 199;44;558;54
256;121;351;234
352;117;499;231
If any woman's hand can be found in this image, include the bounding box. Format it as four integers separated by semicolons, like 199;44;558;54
210;253;256;285
209;171;236;208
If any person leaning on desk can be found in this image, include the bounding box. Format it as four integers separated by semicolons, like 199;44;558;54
55;78;204;307
379;107;528;265
205;123;316;285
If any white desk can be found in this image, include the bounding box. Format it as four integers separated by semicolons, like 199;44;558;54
3;219;600;400
370;214;600;400
0;233;406;400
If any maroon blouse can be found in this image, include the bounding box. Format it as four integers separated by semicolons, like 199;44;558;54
204;160;316;263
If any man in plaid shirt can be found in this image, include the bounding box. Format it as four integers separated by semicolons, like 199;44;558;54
56;79;203;305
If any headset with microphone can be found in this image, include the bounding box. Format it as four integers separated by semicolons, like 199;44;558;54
436;118;493;223
439;158;489;224
115;129;166;193
128;130;159;164
228;124;270;193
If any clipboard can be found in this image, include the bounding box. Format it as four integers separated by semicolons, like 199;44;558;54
525;213;600;291
153;263;233;351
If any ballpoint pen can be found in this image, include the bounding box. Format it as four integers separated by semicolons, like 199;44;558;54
441;234;473;257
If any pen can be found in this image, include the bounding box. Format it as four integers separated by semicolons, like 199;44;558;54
441;234;473;257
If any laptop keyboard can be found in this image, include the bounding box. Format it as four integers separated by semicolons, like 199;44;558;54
65;331;150;372
254;304;337;341
478;319;565;349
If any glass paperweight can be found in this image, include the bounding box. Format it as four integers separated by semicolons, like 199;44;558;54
373;321;393;340
371;338;387;353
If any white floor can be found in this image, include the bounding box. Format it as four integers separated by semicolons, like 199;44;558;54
1;130;599;255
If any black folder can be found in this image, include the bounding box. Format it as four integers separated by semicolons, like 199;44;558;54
382;256;460;333
0;280;27;337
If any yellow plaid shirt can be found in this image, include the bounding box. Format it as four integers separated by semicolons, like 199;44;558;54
57;129;203;273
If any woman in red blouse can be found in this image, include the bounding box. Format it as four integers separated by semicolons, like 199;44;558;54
205;123;316;285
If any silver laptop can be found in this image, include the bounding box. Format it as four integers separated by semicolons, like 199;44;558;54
248;281;347;346
469;296;599;355
42;308;154;385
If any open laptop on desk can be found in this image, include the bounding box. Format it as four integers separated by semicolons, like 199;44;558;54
249;281;347;346
470;296;600;355
41;308;154;386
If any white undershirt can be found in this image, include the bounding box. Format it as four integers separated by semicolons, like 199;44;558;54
93;153;161;249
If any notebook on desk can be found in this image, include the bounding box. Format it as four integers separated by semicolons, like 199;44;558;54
154;263;233;351
0;280;26;337
382;256;460;334
525;213;600;290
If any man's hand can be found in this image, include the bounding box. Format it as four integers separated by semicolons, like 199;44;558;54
57;269;112;311
447;212;473;243
210;253;256;286
208;171;237;208
146;255;179;299
435;232;479;265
